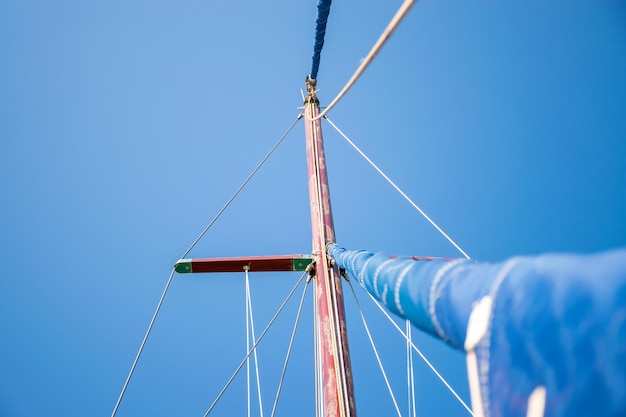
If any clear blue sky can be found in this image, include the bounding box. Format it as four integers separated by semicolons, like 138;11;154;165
1;1;625;416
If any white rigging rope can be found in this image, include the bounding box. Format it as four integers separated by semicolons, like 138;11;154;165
245;268;265;417
309;106;326;417
406;321;418;417
181;114;303;260
324;116;471;260
246;270;252;417
313;0;417;120
270;279;310;417
203;271;309;417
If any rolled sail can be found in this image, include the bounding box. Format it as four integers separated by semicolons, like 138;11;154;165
327;243;626;417
310;0;332;80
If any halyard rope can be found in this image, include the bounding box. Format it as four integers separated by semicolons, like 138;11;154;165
312;0;417;120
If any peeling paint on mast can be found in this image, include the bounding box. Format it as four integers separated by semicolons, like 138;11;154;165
304;77;357;417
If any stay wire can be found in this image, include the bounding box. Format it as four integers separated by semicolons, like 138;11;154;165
246;271;251;417
245;269;264;417
110;115;303;417
347;280;404;417
313;0;416;121
203;271;309;417
270;279;310;417
363;290;474;416
181;114;303;260
110;268;176;417
324;116;471;259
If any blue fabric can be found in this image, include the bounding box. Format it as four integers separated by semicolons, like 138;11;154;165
310;0;332;80
328;243;626;417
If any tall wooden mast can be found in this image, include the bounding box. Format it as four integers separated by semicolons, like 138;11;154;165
304;77;357;417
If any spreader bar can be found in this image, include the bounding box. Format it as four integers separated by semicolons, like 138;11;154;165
175;255;313;274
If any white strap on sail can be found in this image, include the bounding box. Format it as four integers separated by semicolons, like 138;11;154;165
429;260;467;342
465;295;493;417
464;258;546;417
526;386;547;417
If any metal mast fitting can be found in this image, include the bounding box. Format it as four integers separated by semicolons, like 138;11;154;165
304;79;357;417
305;76;320;105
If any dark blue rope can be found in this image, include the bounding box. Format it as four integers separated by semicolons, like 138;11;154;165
310;0;332;80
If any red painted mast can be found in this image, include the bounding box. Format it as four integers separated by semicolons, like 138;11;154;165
304;77;357;417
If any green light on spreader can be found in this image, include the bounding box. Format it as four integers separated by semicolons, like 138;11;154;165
175;260;193;273
292;257;313;271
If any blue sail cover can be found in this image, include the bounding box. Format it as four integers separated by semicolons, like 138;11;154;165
310;0;332;80
328;243;626;417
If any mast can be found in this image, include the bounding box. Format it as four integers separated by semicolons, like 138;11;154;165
304;77;357;417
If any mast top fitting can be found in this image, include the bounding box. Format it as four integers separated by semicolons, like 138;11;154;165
305;75;319;105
